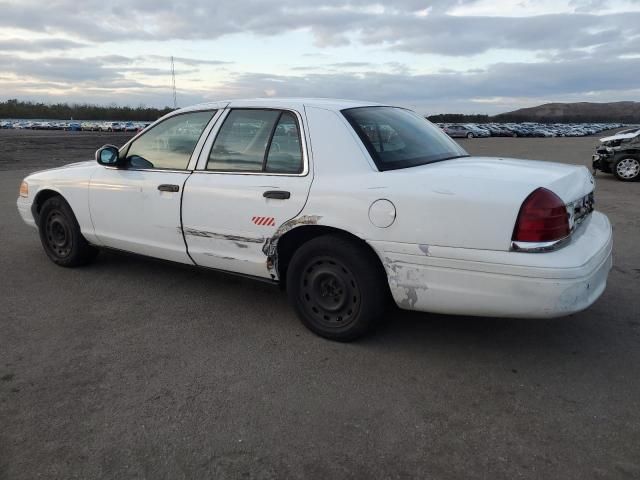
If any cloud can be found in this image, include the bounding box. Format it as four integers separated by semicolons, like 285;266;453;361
0;54;125;83
146;55;233;66
0;0;638;112
1;1;638;58
2;50;638;113
0;38;87;52
216;57;640;108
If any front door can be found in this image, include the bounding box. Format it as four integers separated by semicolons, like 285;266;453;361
89;110;219;264
182;108;313;278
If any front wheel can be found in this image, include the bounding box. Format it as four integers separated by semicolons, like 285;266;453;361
466;132;474;138
38;196;98;267
613;156;640;181
286;235;389;341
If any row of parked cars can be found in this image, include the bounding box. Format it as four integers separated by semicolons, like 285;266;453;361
438;122;628;138
0;120;151;132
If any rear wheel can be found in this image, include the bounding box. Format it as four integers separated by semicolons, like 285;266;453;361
613;156;640;181
38;196;98;267
286;234;388;341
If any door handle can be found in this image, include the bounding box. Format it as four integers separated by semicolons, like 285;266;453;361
263;190;290;200
158;184;180;192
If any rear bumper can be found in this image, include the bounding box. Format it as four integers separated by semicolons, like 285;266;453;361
371;212;613;318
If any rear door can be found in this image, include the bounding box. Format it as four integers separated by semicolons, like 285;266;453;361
182;107;313;278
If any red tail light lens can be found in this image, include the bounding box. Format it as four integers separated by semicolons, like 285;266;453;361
512;188;570;243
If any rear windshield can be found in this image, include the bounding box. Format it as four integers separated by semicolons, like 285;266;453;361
342;106;469;171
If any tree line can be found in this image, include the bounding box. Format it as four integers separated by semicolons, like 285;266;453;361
426;114;491;123
2;98;636;123
0;99;174;121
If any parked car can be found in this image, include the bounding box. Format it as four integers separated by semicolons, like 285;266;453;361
17;98;612;340
64;122;82;131
443;124;476;138
486;125;514;137
465;124;491;137
101;122;123;132
82;122;100;131
592;129;640;181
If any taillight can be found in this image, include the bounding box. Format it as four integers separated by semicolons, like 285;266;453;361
512;188;569;243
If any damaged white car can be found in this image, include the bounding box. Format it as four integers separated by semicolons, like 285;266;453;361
592;127;640;181
17;99;612;340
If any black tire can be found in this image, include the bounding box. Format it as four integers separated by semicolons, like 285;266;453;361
38;196;98;267
613;155;640;182
466;132;474;138
286;234;389;341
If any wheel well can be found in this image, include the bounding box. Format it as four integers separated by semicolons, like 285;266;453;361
276;225;387;287
32;189;62;223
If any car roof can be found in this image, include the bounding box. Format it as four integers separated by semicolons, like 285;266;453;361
176;97;387;114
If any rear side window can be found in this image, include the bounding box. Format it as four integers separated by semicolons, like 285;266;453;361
124;110;215;170
265;112;303;173
207;109;303;174
342;107;468;171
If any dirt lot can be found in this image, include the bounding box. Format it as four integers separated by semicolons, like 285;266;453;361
1;130;639;479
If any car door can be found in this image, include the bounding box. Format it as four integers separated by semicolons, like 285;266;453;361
449;126;461;138
182;107;313;278
89;109;222;264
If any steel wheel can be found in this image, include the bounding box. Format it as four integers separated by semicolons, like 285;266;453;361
286;234;389;341
299;256;361;330
44;209;73;258
38;196;98;267
615;157;640;180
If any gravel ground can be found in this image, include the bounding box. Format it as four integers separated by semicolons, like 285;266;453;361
1;129;639;479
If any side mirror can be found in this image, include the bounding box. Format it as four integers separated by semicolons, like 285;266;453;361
95;145;120;166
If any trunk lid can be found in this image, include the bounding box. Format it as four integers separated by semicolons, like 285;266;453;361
382;156;595;251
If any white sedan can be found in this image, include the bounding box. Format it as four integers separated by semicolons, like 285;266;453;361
17;98;612;340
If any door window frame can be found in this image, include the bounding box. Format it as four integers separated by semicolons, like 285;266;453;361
111;107;227;173
194;107;310;177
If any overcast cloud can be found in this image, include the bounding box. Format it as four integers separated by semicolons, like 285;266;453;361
0;0;638;113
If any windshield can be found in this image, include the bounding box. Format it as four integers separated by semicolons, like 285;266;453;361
342;106;469;171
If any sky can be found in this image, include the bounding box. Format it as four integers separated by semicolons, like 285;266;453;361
0;0;639;114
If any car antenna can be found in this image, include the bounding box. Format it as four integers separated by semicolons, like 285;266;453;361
170;56;177;109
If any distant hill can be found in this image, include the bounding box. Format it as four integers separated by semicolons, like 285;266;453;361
494;102;640;123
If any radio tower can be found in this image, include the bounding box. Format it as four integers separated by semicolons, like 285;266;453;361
170;56;177;108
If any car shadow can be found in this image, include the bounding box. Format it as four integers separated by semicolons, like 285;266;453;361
89;248;613;358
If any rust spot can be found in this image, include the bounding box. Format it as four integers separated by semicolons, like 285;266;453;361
262;215;323;279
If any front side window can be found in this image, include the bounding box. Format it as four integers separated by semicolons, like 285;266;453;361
207;109;303;174
342;107;469;171
124;110;215;170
